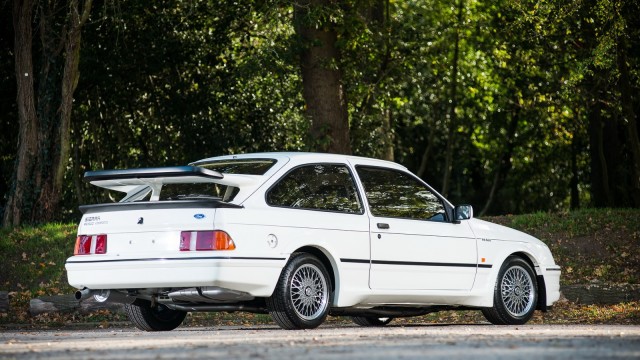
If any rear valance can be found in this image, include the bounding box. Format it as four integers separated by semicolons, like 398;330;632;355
84;166;223;182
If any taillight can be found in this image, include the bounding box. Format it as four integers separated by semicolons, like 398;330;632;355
74;234;107;255
74;235;92;255
180;230;235;251
95;234;107;254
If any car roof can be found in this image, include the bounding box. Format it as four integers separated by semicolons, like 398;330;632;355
193;152;407;171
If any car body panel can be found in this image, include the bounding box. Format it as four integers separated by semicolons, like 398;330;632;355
368;217;478;290
65;152;561;313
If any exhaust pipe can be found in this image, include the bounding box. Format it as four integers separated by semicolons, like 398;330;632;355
74;288;135;304
75;288;93;301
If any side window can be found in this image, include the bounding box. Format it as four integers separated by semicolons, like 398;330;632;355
267;164;363;214
356;166;446;221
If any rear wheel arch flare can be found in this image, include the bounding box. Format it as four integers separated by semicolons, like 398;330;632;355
293;246;337;292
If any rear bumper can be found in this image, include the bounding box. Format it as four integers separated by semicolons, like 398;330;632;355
65;256;286;297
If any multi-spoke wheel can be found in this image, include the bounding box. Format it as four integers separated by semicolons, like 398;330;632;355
482;256;538;325
267;253;331;329
352;316;393;327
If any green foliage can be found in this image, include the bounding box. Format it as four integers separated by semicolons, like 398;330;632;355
0;223;77;294
1;0;639;222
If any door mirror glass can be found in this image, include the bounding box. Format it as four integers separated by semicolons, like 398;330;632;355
455;204;473;221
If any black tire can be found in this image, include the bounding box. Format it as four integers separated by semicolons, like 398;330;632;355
482;256;538;325
266;253;332;330
352;316;393;327
124;300;187;331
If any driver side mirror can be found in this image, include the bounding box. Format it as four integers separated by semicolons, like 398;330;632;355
454;204;473;222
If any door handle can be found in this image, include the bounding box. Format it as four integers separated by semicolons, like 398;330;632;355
377;223;390;229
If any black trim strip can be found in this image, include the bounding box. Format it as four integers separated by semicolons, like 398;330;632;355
340;258;492;269
66;256;286;264
372;260;477;268
546;267;561;271
340;258;370;264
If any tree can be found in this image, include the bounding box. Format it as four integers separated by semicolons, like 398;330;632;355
293;0;351;154
4;0;92;226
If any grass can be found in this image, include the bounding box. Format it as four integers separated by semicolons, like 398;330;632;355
488;208;640;285
0;208;639;327
0;223;77;295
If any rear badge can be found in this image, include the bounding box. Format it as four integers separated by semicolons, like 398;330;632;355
194;214;205;219
137;217;144;225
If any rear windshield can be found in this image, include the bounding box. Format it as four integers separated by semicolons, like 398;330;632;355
126;183;240;203
195;158;277;175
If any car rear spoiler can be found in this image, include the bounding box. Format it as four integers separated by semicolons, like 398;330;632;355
85;166;223;182
85;166;223;191
84;166;258;203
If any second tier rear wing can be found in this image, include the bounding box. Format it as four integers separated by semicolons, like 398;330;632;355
84;166;258;203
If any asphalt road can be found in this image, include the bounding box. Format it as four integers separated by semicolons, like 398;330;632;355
1;324;639;360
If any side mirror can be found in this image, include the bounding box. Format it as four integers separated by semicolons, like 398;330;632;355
454;204;473;222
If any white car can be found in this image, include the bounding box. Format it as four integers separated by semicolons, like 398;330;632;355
66;152;561;330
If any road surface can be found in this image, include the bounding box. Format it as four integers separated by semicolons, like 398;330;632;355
1;324;639;359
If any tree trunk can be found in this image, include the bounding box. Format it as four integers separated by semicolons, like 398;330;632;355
588;97;613;207
3;0;91;226
616;36;640;206
381;108;394;161
4;0;38;227
440;0;464;197
479;108;519;216
294;0;351;155
417;129;436;179
570;131;580;209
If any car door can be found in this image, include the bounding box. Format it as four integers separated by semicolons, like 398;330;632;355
355;166;478;291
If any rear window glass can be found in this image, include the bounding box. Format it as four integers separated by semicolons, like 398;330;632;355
159;183;238;202
266;164;363;214
124;183;239;203
195;158;277;175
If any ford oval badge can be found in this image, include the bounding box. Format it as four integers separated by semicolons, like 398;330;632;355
194;214;205;219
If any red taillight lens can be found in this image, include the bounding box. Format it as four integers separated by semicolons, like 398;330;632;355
195;231;215;251
74;234;107;255
74;235;92;255
180;230;235;251
95;234;107;254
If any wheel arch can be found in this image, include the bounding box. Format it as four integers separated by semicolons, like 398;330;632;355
508;251;548;312
292;245;338;292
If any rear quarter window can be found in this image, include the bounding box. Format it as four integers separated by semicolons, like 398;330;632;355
266;164;363;214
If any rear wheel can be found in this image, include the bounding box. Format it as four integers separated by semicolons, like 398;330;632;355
482;256;537;325
352;316;393;327
124;300;186;331
267;253;331;330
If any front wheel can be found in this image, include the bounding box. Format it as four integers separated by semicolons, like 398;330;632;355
482;256;538;325
124;300;186;331
267;253;332;330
